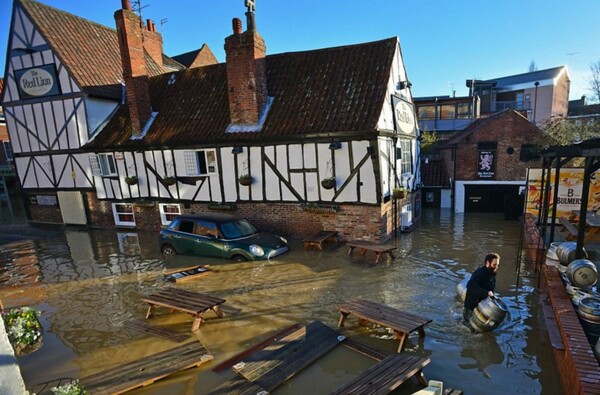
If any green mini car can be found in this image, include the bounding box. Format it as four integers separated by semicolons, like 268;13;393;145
159;213;289;261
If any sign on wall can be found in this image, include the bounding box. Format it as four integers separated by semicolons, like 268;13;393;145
391;95;417;136
526;168;600;220
477;150;496;179
15;64;61;100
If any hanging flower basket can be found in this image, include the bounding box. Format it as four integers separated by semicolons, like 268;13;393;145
321;177;336;190
162;176;176;186
124;176;138;185
238;174;253;186
392;188;407;199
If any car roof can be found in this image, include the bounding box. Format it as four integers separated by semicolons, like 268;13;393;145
175;212;244;224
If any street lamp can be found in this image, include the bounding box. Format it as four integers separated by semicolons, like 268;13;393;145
533;81;539;123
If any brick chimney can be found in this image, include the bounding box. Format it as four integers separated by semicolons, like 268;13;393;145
144;18;163;68
224;11;268;126
114;0;152;138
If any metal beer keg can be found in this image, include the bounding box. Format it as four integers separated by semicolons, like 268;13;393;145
469;296;508;333
566;259;598;288
556;242;587;266
456;278;469;303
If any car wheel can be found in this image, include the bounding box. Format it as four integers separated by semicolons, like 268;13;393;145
161;244;177;256
231;255;248;262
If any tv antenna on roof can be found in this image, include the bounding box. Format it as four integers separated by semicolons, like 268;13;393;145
567;52;580;67
131;0;149;22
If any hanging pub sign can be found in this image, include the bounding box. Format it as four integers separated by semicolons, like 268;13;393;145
391;94;417;136
477;149;496;179
15;64;61;100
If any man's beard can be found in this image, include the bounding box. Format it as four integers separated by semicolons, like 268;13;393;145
486;267;497;276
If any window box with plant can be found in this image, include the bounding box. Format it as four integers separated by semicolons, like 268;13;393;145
2;306;43;356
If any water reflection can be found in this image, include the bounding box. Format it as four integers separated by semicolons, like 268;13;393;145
0;210;562;394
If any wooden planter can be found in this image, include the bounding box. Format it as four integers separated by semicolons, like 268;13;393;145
321;178;336;190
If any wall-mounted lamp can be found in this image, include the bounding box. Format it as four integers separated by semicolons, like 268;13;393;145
328;142;342;150
397;81;412;90
231;146;243;154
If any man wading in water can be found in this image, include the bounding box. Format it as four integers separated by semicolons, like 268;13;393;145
463;253;500;322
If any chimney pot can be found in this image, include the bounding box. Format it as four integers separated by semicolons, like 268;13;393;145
232;18;242;34
146;19;152;31
121;0;131;10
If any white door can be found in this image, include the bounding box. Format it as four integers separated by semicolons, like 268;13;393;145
57;191;87;225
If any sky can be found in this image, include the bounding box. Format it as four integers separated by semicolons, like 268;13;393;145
1;0;599;101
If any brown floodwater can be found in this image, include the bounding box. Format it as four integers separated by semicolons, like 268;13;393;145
0;209;561;394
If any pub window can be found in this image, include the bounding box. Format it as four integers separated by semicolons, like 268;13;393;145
184;149;217;176
417;105;435;120
159;203;181;226
3;141;13;161
399;139;412;175
519;144;540;162
89;153;117;176
456;103;471;119
439;104;455;119
112;203;135;226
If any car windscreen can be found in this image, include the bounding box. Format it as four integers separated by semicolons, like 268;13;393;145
219;219;258;239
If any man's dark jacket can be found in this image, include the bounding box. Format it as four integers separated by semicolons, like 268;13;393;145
464;266;496;310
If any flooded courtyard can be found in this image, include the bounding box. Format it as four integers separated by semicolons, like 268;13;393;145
0;209;561;394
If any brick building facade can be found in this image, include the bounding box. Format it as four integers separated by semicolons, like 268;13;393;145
439;110;545;213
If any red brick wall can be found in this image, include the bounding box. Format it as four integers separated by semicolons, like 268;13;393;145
224;26;268;125
28;195;63;224
143;23;163;68
189;46;218;68
441;111;544;181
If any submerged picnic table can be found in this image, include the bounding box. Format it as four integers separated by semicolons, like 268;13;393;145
347;240;397;264
142;287;226;331
337;299;432;353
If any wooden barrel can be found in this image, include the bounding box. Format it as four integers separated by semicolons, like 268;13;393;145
469;296;508;333
566;259;598;288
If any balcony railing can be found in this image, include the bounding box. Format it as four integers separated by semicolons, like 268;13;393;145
495;100;532;112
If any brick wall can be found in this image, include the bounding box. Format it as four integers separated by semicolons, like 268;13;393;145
442;111;544;182
189;45;218;68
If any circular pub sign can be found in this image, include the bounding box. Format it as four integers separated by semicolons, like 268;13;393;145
16;65;60;99
393;98;416;136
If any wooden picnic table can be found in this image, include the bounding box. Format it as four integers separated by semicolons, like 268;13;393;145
142;288;226;331
337;299;432;353
303;230;338;251
346;241;397;264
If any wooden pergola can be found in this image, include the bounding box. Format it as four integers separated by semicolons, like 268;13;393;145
538;138;600;258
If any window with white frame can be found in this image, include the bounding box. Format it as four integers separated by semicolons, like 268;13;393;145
3;141;13;161
112;203;135;226
89;153;117;176
399;139;412;175
184;150;217;175
159;203;181;225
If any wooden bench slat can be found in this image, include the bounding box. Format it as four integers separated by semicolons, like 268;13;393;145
332;354;430;395
208;377;269;395
236;321;337;381
339;300;431;332
124;320;189;343
80;341;213;394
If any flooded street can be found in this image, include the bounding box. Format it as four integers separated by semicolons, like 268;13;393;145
0;209;560;394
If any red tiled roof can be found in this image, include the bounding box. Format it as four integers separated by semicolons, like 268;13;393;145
442;109;527;146
19;0;173;99
421;158;450;187
87;37;398;149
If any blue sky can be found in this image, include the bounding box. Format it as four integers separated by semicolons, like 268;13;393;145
1;0;599;101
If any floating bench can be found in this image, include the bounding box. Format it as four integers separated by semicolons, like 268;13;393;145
164;265;211;283
142;288;226;332
558;217;578;240
80;341;213;394
347;241;397;264
303;230;338;251
209;377;269;395
332;354;430;395
124;319;189;343
337;299;432;353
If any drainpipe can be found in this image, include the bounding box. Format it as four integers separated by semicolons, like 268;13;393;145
451;146;457;212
